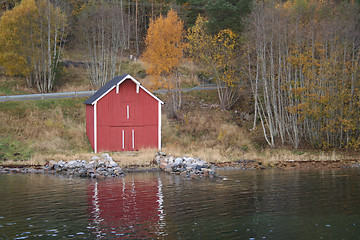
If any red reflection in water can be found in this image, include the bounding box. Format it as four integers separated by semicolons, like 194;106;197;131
87;175;165;239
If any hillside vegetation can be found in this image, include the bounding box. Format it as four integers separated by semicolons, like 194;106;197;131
1;0;360;165
0;69;357;166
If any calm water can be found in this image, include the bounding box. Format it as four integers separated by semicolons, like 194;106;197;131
0;169;360;239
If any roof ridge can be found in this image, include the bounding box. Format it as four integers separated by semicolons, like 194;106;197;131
84;74;163;105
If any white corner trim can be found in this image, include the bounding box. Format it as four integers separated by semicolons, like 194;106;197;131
122;130;124;149
136;83;139;93
94;102;98;153
116;84;119;94
158;101;162;150
132;129;135;149
127;105;129;119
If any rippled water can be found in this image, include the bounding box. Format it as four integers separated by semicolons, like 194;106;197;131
0;169;360;239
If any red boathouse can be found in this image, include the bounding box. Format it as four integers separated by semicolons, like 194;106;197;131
84;74;164;153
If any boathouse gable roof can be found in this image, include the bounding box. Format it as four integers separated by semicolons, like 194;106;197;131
84;74;164;105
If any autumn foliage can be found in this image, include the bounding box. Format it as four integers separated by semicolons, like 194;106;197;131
0;0;67;92
142;9;184;118
187;16;239;110
142;9;184;89
246;0;360;149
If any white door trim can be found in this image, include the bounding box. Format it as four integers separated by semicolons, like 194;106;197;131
94;102;98;153
132;129;135;149
158;101;161;150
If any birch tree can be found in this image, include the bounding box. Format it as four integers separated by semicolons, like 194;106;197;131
78;0;127;87
187;16;240;110
142;9;184;118
246;0;360;149
0;0;67;92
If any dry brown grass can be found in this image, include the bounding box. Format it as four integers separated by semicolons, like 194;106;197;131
0;76;37;95
0;98;89;163
178;59;200;87
162;146;228;163
110;148;158;167
250;149;358;165
137;58;201;90
18;148;158;167
2;80;354;167
62;47;88;62
0;99;159;165
56;66;93;92
161;98;253;163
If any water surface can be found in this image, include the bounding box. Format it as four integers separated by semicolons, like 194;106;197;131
0;169;359;239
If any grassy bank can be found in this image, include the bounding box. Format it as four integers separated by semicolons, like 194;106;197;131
1;56;358;167
0;98;90;164
1;89;358;168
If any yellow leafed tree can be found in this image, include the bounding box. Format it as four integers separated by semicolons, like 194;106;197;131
245;0;360;149
142;9;184;118
0;0;37;78
187;16;239;110
0;0;67;92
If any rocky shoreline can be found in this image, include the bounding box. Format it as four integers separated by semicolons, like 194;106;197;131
0;152;221;179
0;153;125;178
1;154;360;177
214;159;360;170
156;152;220;178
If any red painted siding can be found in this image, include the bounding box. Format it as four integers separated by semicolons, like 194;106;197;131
92;79;159;152
86;104;94;149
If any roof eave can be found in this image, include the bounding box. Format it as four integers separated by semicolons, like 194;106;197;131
93;74;164;105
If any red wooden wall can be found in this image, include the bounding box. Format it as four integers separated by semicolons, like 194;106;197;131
86;104;94;149
87;79;159;152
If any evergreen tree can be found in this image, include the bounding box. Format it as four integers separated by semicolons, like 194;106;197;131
176;0;207;27
206;0;252;34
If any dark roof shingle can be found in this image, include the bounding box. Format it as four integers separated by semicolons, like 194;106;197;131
84;74;128;105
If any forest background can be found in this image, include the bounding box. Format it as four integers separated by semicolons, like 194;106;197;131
0;0;359;165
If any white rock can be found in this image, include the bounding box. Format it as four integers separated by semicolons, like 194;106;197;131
109;161;118;167
174;158;183;166
194;160;206;166
63;163;69;170
75;160;82;168
155;155;162;163
104;156;113;162
58;160;66;167
168;156;174;164
98;161;105;167
85;164;94;169
68;160;76;169
184;157;194;164
89;161;97;168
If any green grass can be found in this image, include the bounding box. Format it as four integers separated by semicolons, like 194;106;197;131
0;97;90;163
0;97;87;117
0;136;33;162
33;97;86;110
119;60;146;79
0;76;30;95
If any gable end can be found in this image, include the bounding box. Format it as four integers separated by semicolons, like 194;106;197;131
84;74;164;105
